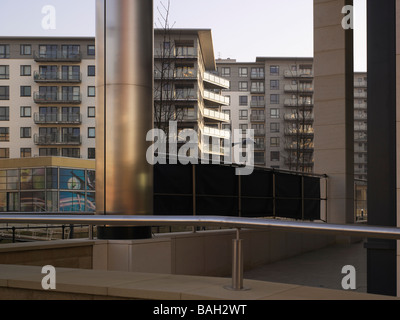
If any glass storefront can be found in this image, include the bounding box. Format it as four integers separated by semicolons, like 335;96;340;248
0;167;95;213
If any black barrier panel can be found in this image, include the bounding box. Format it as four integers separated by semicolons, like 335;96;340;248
304;176;321;199
304;199;321;221
154;164;193;195
275;173;302;198
195;165;238;196
241;169;273;197
154;195;193;216
276;198;302;219
241;198;273;218
196;195;238;217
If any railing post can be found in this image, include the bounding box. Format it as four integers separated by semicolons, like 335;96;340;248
12;226;15;243
273;171;276;218
225;228;249;291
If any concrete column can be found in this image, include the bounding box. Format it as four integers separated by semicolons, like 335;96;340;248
95;0;154;239
313;0;354;225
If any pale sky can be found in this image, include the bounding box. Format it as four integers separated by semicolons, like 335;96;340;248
0;0;367;71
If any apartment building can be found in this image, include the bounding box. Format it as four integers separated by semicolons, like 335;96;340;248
217;57;314;172
217;58;368;180
154;29;230;159
0;37;96;160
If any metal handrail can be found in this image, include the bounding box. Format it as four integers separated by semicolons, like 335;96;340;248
2;214;400;291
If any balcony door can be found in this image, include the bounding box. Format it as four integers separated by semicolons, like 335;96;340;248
39;45;57;58
62;127;80;143
62;86;80;101
39;65;57;80
61;66;80;81
39;106;58;122
61;107;80;122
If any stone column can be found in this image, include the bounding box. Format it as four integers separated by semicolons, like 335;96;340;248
95;0;154;239
313;0;354;225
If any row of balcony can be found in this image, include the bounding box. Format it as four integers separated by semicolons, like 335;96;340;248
33;71;82;83
284;128;314;136
33;51;82;62
33;113;82;125
33;92;82;104
33;133;82;146
284;70;314;79
154;89;230;106
284;84;314;94
202;108;230;123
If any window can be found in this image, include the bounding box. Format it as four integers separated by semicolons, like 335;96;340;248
270;80;279;90
239;110;248;120
61;45;80;58
270;65;279;75
270;123;280;133
251;82;264;93
221;67;230;77
20;106;31;118
88;127;95;138
271;151;280;162
88;86;96;97
270;108;280;119
0;86;9;100
0;65;9;79
0;148;9;158
20;65;31;76
270;137;280;147
0;45;10;59
251;67;265;78
88;65;95;77
20;127;31;138
20;148;31;158
251;96;265;107
239;67;248;77
239;96;248;106
87;45;95;56
39;148;58;157
0;107;9;120
88;148;96;159
88;106;96;118
62;148;80;158
239;81;248;91
20;86;31;97
270;94;279;104
20;45;31;55
0;127;9;141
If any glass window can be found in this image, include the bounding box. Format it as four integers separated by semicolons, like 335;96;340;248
87;45;95;56
60;168;85;190
46;168;59;189
239;110;248;120
270;65;279;75
20;148;32;158
20;191;45;212
239;96;248;106
270;108;280;119
88;127;95;138
0;107;9;120
20;86;31;97
88;65;95;76
270;94;279;104
88;86;95;97
221;67;230;77
20;127;31;138
88;148;96;159
270;80;279;90
46;191;58;212
0;148;9;158
20;106;31;118
270;137;280;147
239;67;248;77
239;81;248;91
86;192;96;212
270;123;280;133
88;106;95;118
20;65;31;76
0;127;9;141
20;45;31;55
86;170;95;190
0;65;9;79
0;86;9;100
271;151;280;161
59;191;86;212
0;45;10;59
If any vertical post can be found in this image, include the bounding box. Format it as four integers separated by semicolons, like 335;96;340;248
95;0;154;240
238;175;242;217
227;228;247;291
272;171;276;218
301;176;305;221
313;0;354;225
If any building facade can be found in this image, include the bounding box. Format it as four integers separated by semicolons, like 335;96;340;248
0;37;96;160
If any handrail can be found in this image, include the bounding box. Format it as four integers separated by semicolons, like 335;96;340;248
2;214;400;291
0;215;399;240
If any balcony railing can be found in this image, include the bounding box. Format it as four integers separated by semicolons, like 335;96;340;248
250;72;265;80
201;125;231;139
250;101;266;108
203;90;230;106
34;92;82;104
33;134;82;146
284;70;314;78
34;113;82;124
33;51;82;62
284;99;314;107
284;114;314;122
284;84;314;93
284;128;314;136
203;108;230;122
250;114;266;122
203;72;230;89
34;71;82;83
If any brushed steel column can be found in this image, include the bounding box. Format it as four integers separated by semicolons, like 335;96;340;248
96;0;154;239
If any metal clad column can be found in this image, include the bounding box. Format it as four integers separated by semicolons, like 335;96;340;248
96;0;154;239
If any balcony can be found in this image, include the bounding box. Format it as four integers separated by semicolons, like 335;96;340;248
250;101;266;108
203;72;230;89
33;51;82;62
34;113;82;125
33;134;82;146
284;128;314;136
284;70;313;78
285;143;315;152
254;144;265;151
250;114;266;122
284;84;314;94
34;71;82;83
201;125;230;139
203;90;230;106
354;91;367;98
284;99;314;107
203;108;230;122
284;114;314;122
34;92;82;104
253;129;266;136
250;72;265;80
354;80;367;88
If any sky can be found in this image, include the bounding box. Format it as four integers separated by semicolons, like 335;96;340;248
0;0;367;71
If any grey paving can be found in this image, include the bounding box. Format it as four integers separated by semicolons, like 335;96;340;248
244;240;367;293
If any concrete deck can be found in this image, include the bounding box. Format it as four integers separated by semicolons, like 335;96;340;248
0;263;397;300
